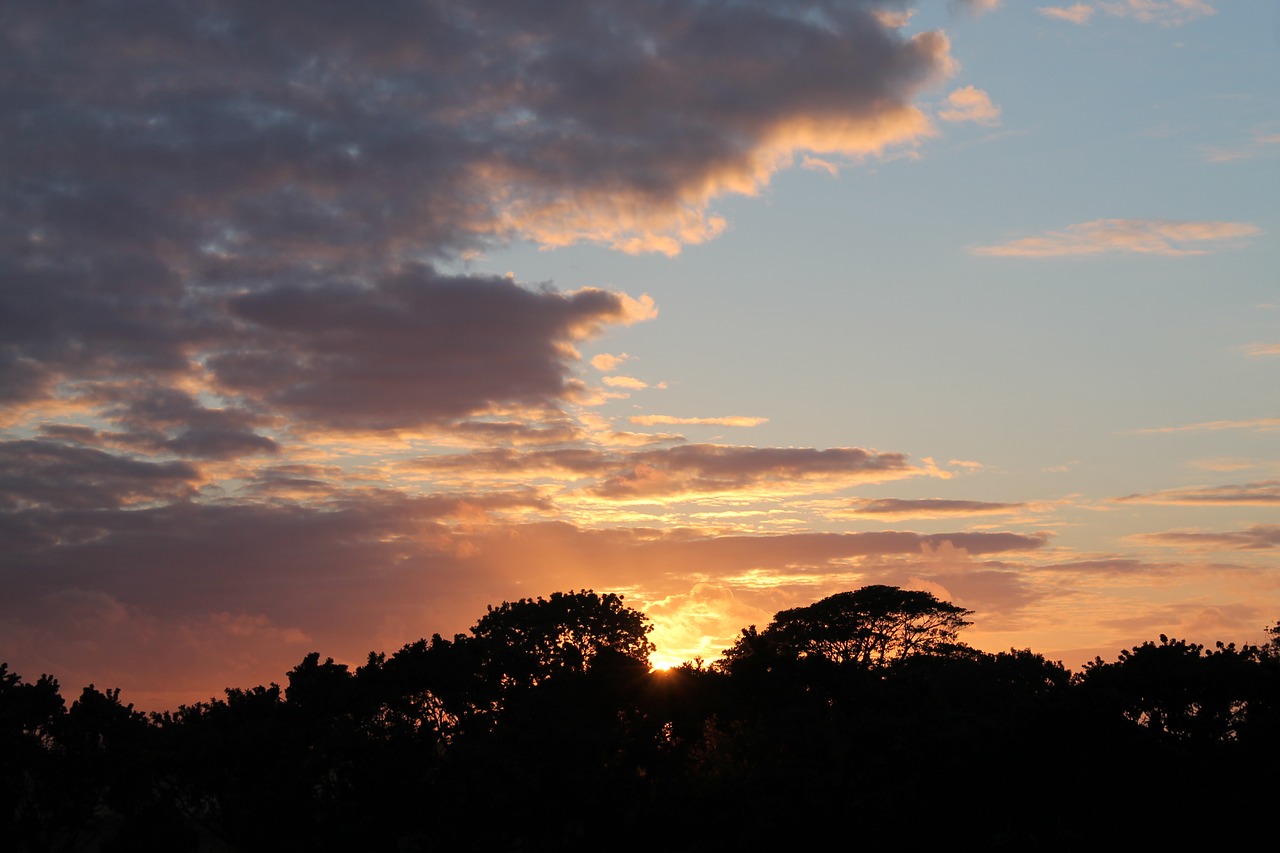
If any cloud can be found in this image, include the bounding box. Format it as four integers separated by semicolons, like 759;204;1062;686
1188;458;1266;473
629;415;768;428
443;420;586;448
1139;525;1280;551
590;444;927;500
2;0;960;275
1245;343;1280;357
1116;480;1280;506
1098;0;1216;26
0;483;1048;707
212;270;655;431
956;0;1003;14
644;583;771;667
0;440;202;510
590;353;630;372
801;155;841;176
972;219;1260;257
601;375;650;390
411;443;928;501
838;498;1026;519
1;0;959;460
1133;417;1280;434
1039;4;1096;23
1203;130;1280;163
938;86;1002;125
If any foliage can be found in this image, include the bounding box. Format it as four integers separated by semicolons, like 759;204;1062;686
469;589;655;689
1077;633;1265;742
5;596;1280;850
721;584;974;668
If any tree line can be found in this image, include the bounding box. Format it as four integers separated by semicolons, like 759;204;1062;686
5;586;1279;851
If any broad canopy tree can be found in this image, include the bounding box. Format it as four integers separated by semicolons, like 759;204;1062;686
469;589;655;690
723;585;974;668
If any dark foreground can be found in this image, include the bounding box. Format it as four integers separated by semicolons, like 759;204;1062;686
6;589;1279;851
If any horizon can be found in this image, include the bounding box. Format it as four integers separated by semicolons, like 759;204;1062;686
3;0;1279;712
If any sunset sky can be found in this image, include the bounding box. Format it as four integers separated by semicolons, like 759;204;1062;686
4;0;1279;710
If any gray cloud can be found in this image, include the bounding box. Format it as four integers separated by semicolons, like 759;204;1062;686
414;443;922;498
1139;525;1280;551
841;497;1025;518
0;440;202;510
593;444;919;498
212;267;649;430
1116;480;1280;506
2;0;955;445
0;1;987;705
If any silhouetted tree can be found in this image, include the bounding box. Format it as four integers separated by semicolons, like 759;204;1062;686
721;585;973;668
1077;634;1263;742
470;589;655;690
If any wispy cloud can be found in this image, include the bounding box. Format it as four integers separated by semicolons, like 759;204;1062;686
602;375;650;390
938;86;1002;125
972;218;1260;257
1098;0;1216;26
837;498;1026;519
801;155;841;176
629;415;768;428
1203;131;1280;163
1133;417;1280;434
1038;5;1096;25
1116;481;1280;506
956;0;1003;15
1040;1;1214;27
1138;524;1280;551
409;443;930;500
1189;458;1267;473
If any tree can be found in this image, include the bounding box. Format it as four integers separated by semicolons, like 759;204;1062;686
470;590;655;689
1077;634;1262;742
722;585;974;668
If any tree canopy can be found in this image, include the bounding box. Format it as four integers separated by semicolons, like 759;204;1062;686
723;584;974;668
6;591;1280;850
469;590;654;689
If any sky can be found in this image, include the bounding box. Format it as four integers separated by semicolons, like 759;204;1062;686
3;0;1279;710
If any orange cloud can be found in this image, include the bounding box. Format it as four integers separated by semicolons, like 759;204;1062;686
644;583;771;667
939;86;1002;125
590;353;630;372
972;219;1260;257
629;415;768;427
1133;417;1280;434
602;375;650;390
